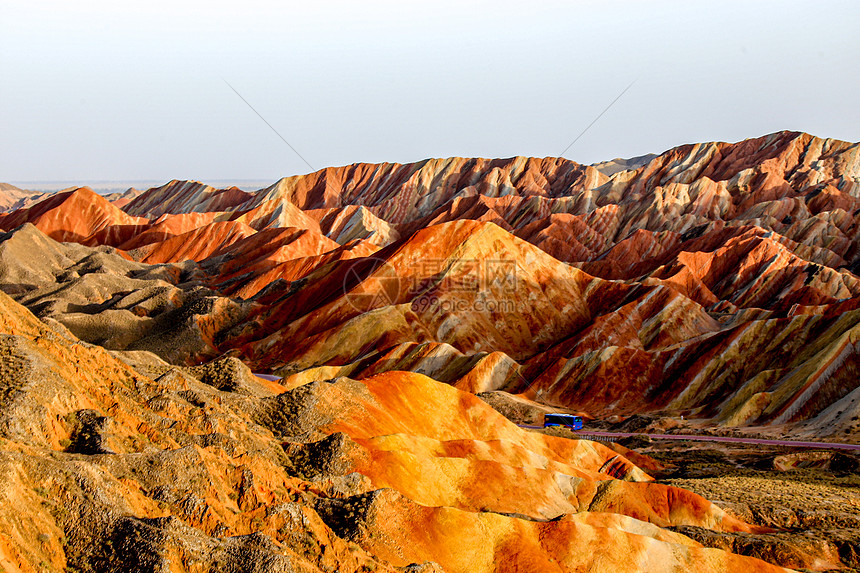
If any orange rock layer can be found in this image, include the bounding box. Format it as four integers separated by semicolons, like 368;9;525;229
0;291;790;572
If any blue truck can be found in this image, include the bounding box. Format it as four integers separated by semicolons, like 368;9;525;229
543;413;583;430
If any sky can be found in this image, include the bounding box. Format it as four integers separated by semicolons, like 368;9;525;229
2;0;858;185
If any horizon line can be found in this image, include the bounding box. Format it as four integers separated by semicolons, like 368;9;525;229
3;128;846;188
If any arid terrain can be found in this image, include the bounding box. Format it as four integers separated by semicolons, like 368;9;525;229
1;130;859;571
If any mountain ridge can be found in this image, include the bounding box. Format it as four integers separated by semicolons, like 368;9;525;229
1;130;860;571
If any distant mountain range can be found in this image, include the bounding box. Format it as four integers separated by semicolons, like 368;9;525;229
4;179;277;195
1;130;859;439
0;130;858;571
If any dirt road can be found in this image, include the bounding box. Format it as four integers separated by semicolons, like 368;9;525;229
518;427;860;451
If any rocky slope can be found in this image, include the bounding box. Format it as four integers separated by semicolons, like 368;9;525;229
0;289;797;572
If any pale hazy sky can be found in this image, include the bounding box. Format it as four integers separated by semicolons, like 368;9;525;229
2;1;858;183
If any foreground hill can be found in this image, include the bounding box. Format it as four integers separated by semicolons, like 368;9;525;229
0;289;796;572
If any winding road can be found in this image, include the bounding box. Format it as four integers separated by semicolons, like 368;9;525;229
517;427;860;451
258;372;860;453
254;373;282;382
